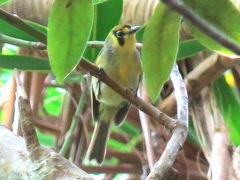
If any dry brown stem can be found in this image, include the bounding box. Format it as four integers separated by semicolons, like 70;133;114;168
159;54;240;116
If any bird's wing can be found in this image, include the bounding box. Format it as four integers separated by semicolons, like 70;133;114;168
91;85;100;121
114;103;130;126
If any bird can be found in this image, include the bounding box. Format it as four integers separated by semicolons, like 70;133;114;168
86;24;142;164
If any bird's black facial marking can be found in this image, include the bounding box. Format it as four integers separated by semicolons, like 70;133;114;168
124;24;131;29
113;30;125;46
115;31;124;38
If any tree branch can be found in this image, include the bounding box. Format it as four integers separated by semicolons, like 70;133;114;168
14;69;40;151
138;86;156;170
147;64;188;179
0;33;46;49
2;69;94;179
0;8;47;44
0;125;94;179
161;0;240;55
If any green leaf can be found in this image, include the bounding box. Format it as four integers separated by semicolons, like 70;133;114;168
183;0;240;56
43;87;65;116
0;19;47;42
120;121;141;136
84;0;122;61
36;129;56;147
93;0;108;4
0;55;50;71
213;76;240;146
95;0;122;41
177;39;206;60
48;0;94;82
142;3;181;101
0;0;10;5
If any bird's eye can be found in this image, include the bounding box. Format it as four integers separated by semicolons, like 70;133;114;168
115;31;124;38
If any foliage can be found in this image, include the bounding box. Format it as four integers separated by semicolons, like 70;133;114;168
213;75;240;145
142;3;181;101
183;0;240;56
48;0;94;82
0;0;240;178
0;0;10;6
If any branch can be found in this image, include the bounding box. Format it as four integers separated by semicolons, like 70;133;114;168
0;70;95;179
161;0;240;55
147;64;188;179
0;33;46;49
0;125;94;180
0;8;47;44
87;41;143;50
60;83;87;156
81;164;141;174
0;35;142;51
138;86;156;170
233;147;240;179
77;60;178;130
211;131;232;180
14;69;40;151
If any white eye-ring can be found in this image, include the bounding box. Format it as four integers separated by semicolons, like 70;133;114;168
116;31;124;38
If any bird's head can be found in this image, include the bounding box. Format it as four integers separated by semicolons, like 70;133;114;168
106;24;141;50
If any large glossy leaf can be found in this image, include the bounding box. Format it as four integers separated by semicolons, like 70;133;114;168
48;0;94;82
213;76;240;145
183;0;240;56
142;3;181;101
0;55;50;71
0;0;10;5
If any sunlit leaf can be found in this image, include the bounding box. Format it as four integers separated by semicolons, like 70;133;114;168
142;3;181;101
213;76;240;145
36;129;56;147
48;0;94;82
183;0;240;56
0;55;50;71
43;87;65;116
93;0;108;4
0;0;10;5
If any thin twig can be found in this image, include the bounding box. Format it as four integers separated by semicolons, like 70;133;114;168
147;64;188;179
138;85;156;170
60;81;87;156
161;0;240;55
87;40;142;50
0;35;142;51
14;69;40;151
0;8;47;44
0;33;46;49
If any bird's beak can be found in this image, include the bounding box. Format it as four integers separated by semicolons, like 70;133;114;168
127;26;141;34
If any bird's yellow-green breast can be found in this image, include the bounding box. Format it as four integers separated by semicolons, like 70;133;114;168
96;24;142;87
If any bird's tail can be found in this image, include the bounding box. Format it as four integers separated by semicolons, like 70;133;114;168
86;118;112;164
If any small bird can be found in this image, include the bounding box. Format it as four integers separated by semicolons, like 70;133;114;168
86;24;142;164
